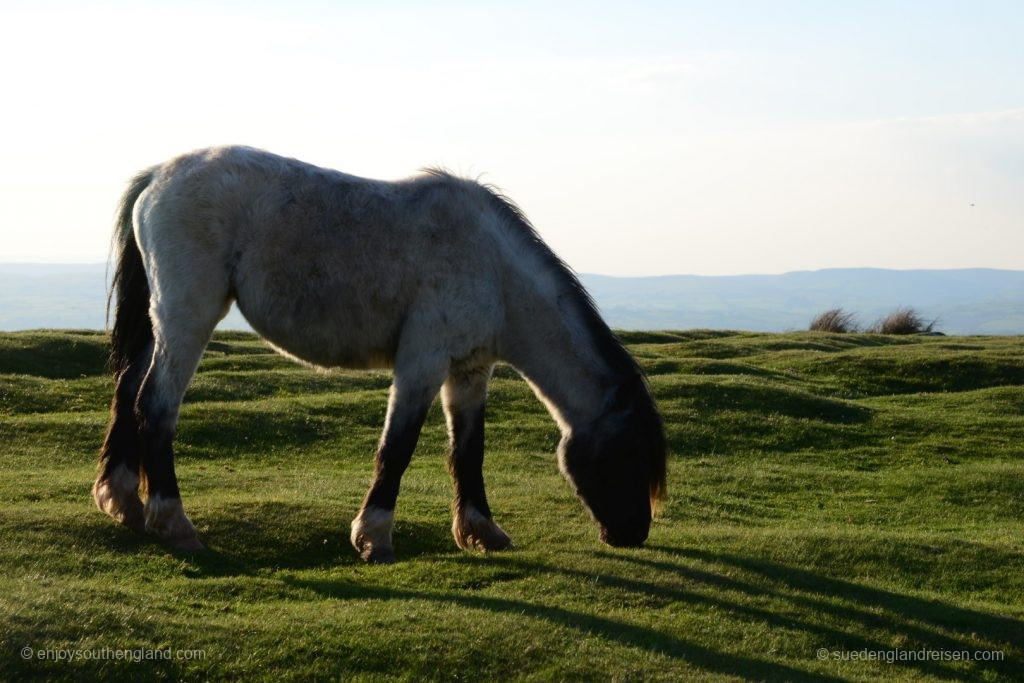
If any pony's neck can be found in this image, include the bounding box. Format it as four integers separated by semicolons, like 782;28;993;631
499;283;619;435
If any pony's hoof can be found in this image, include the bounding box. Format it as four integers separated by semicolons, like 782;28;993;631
144;495;201;549
453;505;515;552
350;506;396;563
93;466;145;533
353;537;397;564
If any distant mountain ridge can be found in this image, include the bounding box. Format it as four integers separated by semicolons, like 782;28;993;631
1;264;1021;334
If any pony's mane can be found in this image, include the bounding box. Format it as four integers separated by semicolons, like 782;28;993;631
421;167;639;379
420;168;667;504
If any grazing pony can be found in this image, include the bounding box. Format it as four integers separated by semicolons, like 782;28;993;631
93;146;666;562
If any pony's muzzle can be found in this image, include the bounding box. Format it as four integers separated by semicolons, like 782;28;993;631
599;525;649;548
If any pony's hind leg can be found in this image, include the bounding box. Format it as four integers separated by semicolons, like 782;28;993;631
136;287;229;550
443;363;513;552
93;344;153;532
350;342;448;563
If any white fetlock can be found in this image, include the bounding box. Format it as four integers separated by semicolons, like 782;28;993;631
350;506;396;563
144;495;203;550
453;504;514;552
93;463;145;531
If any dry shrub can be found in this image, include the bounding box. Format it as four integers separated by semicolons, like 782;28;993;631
869;308;937;335
809;308;858;333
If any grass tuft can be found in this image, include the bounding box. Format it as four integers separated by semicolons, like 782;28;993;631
869;307;938;335
809;307;859;333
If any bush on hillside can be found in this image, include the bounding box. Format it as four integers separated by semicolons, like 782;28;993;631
809;308;858;333
869;308;937;335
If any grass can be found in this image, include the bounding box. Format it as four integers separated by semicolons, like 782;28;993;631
1;329;1023;681
869;309;938;335
809;308;859;334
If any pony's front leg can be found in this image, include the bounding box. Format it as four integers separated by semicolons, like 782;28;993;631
443;364;513;552
351;355;447;563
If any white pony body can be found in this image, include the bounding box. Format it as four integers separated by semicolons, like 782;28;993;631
94;146;666;561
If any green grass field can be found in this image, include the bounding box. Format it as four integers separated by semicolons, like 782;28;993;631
1;329;1022;681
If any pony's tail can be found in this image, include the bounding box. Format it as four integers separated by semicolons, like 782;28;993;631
107;168;157;377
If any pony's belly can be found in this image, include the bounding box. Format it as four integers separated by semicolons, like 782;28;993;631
267;337;394;370
235;296;400;370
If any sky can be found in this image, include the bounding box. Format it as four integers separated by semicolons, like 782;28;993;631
0;0;1021;276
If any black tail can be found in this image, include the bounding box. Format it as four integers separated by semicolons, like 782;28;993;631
108;168;157;376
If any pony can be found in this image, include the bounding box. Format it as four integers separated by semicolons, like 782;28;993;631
93;146;666;562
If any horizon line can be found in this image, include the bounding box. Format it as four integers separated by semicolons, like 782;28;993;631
2;262;1022;279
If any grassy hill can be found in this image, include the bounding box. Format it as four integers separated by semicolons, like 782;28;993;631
1;330;1023;680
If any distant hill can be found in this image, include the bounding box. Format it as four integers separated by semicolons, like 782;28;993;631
582;268;1024;335
1;264;1021;334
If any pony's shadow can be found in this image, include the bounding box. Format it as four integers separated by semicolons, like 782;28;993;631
642;545;1024;645
91;498;452;577
168;504;453;576
597;545;1023;679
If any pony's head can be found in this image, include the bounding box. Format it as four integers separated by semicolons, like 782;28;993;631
559;373;667;547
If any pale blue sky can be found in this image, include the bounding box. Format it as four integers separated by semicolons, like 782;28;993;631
1;1;1021;274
